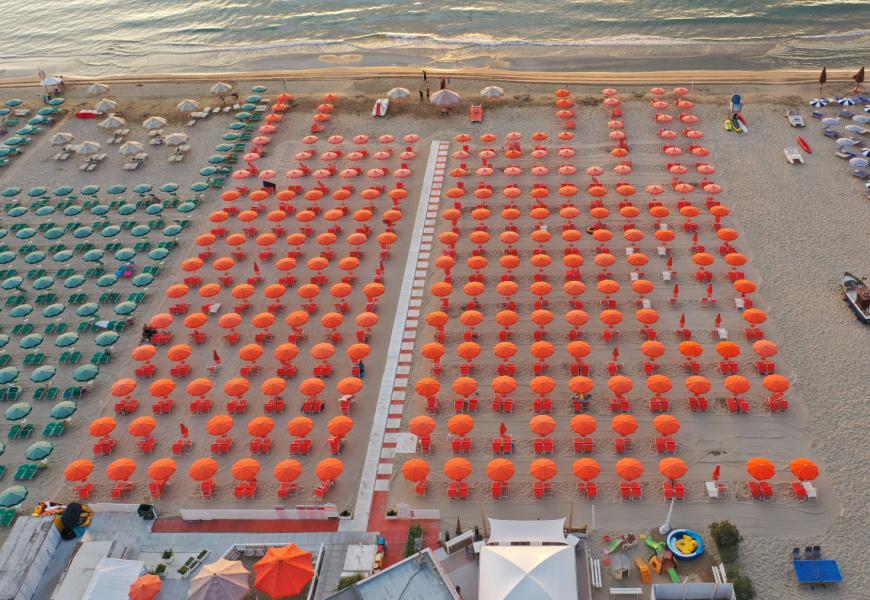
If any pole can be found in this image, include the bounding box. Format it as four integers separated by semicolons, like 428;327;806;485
591;504;595;531
658;497;675;535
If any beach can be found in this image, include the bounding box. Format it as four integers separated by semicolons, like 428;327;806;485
0;72;866;599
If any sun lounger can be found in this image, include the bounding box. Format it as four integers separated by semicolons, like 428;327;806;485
786;110;805;127
372;98;388;117
784;147;804;164
834;151;856;159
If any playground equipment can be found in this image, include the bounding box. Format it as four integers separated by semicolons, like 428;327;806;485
604;533;638;554
645;537;680;583
667;528;705;560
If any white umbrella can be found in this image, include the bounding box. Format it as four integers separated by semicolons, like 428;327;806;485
98;115;126;130
838;97;856;106
821;117;840;125
836;137;859;147
853;115;870;124
845;124;864;133
40;76;63;87
87;83;109;96
177;99;200;112
210;82;233;95
49;132;74;146
387;87;410;100
164;132;189;146
480;86;505;98
142;116;167;130
118;141;145;156
430;89;461;108
809;98;827;107
94;98;118;112
849;157;869;168
187;559;249;600
75;141;102;155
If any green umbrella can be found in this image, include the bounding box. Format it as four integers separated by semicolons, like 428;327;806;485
0;251;15;264
63;274;85;288
30;365;56;383
1;277;22;290
25;251;46;264
19;334;43;349
215;143;233;151
17;126;37;136
130;225;150;237
83;249;104;262
28;116;47;125
80;185;100;196
133;183;153;193
0;485;28;507
199;166;217;176
228;122;245;131
7;206;26;217
90;204;109;215
37;107;55;116
145;203;163;215
107;184;126;195
0;335;8;349
160;183;178;193
222;132;239;140
251;85;267;93
5;99;22;106
1;187;21;197
55;332;79;347
25;441;53;461
15;228;36;240
96;274;117;287
4;402;32;420
50;401;77;419
72;226;93;239
114;301;137;315
148;248;169;260
73;364;98;382
62;206;82;217
177;202;196;213
190;182;208;192
95;331;119;346
53;185;74;196
35;206;55;217
44;227;65;240
240;103;256;111
5;137;28;146
100;225;121;237
52;250;73;262
76;303;99;317
114;248;136;261
163;224;182;237
10;305;33;318
48;97;64;106
0;367;18;384
246;94;261;103
32;276;54;290
28;186;47;197
0;148;13;157
118;203;137;215
0;108;10;115
207;155;225;164
132;273;153;287
42;303;64;317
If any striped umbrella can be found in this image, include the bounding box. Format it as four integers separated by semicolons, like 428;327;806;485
838;97;856;106
809;98;827;107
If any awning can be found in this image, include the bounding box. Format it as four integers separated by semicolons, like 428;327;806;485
479;545;577;600
487;518;566;545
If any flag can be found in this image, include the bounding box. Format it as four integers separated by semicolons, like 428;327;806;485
673;284;679;296
715;313;722;327
499;422;507;437
254;262;260;274
853;66;865;84
819;67;827;85
612;347;619;359
712;464;720;481
180;423;189;438
679;313;685;327
213;350;221;363
706;284;713;295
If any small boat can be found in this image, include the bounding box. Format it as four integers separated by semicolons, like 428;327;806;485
842;272;870;323
74;110;102;119
797;136;812;153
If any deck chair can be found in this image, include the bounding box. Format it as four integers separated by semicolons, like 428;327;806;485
786;110;805;127
784;147;804;164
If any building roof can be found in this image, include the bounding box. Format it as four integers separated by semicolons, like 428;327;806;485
487;518;566;545
326;549;458;600
479;545;578;600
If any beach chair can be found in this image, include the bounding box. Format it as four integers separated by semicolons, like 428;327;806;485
786;110;805;127
784;147;804;164
469;104;483;123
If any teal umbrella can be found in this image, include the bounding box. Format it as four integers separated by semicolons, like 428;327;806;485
0;367;18;384
48;97;64;105
42;303;64;317
118;203;137;215
76;304;99;317
50;401;77;419
63;274;85;289
95;331;119;346
44;227;65;240
132;273;153;287
17;126;37;136
190;182;208;192
228;122;245;131
145;203;163;215
54;332;79;347
53;185;74;196
96;274;117;287
90;205;109;215
207;155;225;164
114;301;137;315
148;248;169;260
28;116;48;125
0;108;10;115
100;225;121;237
1;277;22;290
73;364;98;382
30;365;56;383
4;402;32;420
133;183;153;193
237;111;253;120
163;224;182;237
83;249;104;262
251;85;267;93
80;185;100;196
5;99;22;106
72;226;93;239
35;206;55;217
130;225;150;237
27;186;47;197
62;206;82;217
215;143;233;151
52;249;73;262
7;206;26;217
1;187;21;197
0;251;15;264
0;148;13;157
199;166;217;176
0;485;28;507
37;107;55;116
246;94;261;103
107;184;126;195
240;103;256;111
24;251;46;264
222;132;239;140
10;305;33;318
160;183;178;193
4;137;25;146
113;248;136;261
19;334;43;349
24;441;53;461
0;335;8;349
177;202;196;213
15;227;36;239
32;276;54;290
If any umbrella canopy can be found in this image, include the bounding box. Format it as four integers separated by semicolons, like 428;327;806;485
315;458;343;481
75;141;102;155
119;141;145;156
486;458;515;482
98;115;126;129
274;459;303;482
0;485;27;507
430;89;461;107
387;87;410;100
64;459;94;482
49;132;74;146
147;458;177;481
573;458;601;481
129;573;161;600
165;132;189;146
177;99;200;112
142;116;167;129
658;457;688;480
480;86;505;98
25;441;53;461
94;98;118;112
4;402;32;421
106;458;137;481
746;457;776;481
401;458;430;482
615;458;644;481
211;82;233;95
790;458;819;481
189;457;218;481
87;83;110;96
50;401;77;419
529;458;557;481
254;544;315;598
188;559;249;600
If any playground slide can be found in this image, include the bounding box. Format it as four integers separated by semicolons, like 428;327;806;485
666;567;680;583
633;558;651;584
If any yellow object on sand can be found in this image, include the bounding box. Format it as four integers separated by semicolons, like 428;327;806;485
675;534;698;555
633;557;651;583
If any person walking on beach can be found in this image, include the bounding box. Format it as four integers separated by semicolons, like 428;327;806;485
422;70;427;82
440;76;446;90
426;87;430;99
419;90;424;103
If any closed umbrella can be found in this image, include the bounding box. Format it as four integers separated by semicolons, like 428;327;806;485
253;544;315;597
188;559;249;600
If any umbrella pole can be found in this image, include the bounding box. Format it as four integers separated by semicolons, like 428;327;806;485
658;497;675;535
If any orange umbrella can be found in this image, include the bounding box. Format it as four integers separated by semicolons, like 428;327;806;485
274;459;303;482
260;377;287;396
790;458;819;481
658;457;688;480
746;457;775;481
149;379;175;398
206;414;234;436
530;458;557;481
611;414;638;436
238;343;264;362
131;344;157;361
328;416;354;437
274;343;300;362
444;457;472;481
248;416;275;437
452;377;477;396
286;310;310;327
310;342;335;360
218;312;243;329
166;344;192;362
716;341;741;359
232;458;260;481
724;375;751;395
762;374;790;393
187;378;213;397
615;457;644;481
337;377;364;396
232;283;255;298
486;458;515;482
128;574;162;600
346;343;370;361
753;340;779;357
198;283;221;297
147;458;177;482
106;458;136;481
571;414;597;435
299;378;325;396
646;374;672;394
652;414;681;436
189;457;218;481
608;375;633;395
88;416;116;437
224;377;251;397
287;416;314;437
679;341;704;358
491;376;517;395
111;378;137;397
408;415;436;437
316;458;344;481
64;459;94;482
529;415;556;436
573;458;601;481
685;375;711;395
402;458;430;482
415;378;440;397
254;544;315;598
448;414;475;436
252;312;276;328
530;376;555;395
183;312;208;329
150;313;173;329
127;416;157;437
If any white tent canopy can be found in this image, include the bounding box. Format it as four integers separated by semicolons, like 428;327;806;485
487;518;566;545
81;558;144;600
481;85;505;98
479;545;577;600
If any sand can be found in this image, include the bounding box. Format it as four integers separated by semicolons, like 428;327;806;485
0;74;866;598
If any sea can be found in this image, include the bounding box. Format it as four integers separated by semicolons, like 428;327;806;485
4;0;870;77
